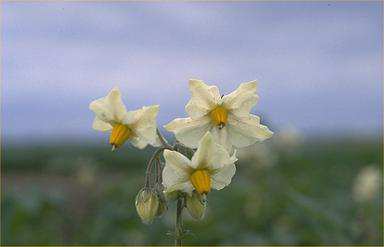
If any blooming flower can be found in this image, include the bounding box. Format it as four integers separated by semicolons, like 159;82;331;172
162;132;237;195
164;79;273;151
89;87;160;150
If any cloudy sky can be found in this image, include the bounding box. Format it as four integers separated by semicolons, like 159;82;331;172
2;1;382;142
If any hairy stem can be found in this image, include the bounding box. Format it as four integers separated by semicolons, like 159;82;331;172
175;196;184;246
144;148;164;187
144;131;174;187
144;128;189;245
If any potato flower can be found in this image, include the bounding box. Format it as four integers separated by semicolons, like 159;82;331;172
165;79;273;151
162;132;237;195
353;166;380;202
89;87;160;150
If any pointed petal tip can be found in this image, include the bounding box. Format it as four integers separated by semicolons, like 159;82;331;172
189;78;204;87
149;104;160;111
111;85;120;91
189;78;202;83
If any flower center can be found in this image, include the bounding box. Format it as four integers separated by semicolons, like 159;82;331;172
210;106;228;129
190;169;211;194
109;124;132;149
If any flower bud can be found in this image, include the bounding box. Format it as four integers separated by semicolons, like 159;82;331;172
154;183;168;217
135;188;159;224
156;198;167;216
164;190;179;201
186;191;207;220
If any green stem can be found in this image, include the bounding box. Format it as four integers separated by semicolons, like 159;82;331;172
175;196;184;246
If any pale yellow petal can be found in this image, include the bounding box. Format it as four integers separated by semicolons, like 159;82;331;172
185;79;221;119
162;150;194;195
89;86;127;123
190;132;215;169
211;163;236;190
163;150;193;175
164;116;211;149
92;117;112;131
191;132;237;171
227;114;273;148
210;126;233;154
130;135;148;149
222;81;259;117
124;105;160;147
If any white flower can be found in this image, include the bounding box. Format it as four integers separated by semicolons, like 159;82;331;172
162;132;237;195
237;143;277;169
273;126;303;151
89;87;160;150
353;165;380;202
164;79;273;151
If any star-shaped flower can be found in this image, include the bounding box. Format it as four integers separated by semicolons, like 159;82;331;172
164;79;273;151
162;132;237;195
89;87;160;150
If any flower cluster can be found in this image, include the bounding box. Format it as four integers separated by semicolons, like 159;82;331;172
89;79;273;242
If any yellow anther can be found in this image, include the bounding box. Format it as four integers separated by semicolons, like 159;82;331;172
210;106;228;128
109;124;132;149
190;169;211;194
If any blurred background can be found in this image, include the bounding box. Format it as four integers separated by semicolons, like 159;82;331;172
2;1;382;245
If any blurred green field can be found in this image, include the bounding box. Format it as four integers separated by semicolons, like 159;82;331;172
1;135;382;245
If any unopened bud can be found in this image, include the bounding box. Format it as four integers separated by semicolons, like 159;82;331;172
156;198;167;216
154;183;168;217
135;188;159;224
164;190;179;201
186;191;207;220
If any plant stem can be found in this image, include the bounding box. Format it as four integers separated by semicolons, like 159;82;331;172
157;128;173;150
175;196;184;246
144;148;164;187
149;128;189;245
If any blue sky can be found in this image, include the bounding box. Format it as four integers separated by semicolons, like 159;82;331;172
2;1;382;141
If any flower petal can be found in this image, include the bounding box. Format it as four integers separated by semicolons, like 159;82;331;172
130;135;148;149
190;132;214;169
211;163;236;190
210;126;233;154
164;116;211;148
162;150;194;194
191;132;237;171
89;86;128;123
92;117;112;131
222;81;259;117
163;171;194;195
163;149;193;174
185;79;221;119
227;114;273;148
124;105;161;147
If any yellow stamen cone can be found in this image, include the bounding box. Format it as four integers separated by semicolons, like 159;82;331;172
190;169;211;194
109;124;132;149
210;106;228;128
